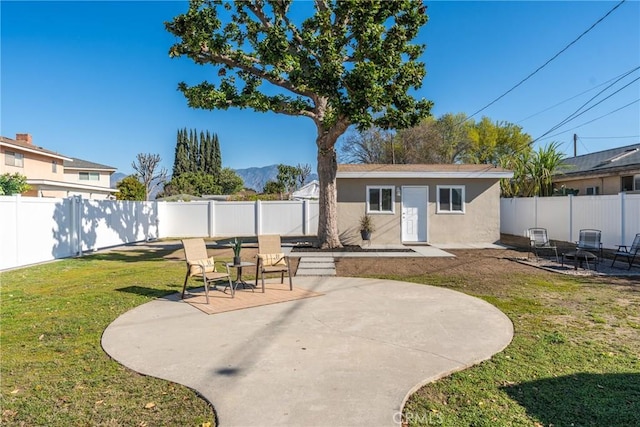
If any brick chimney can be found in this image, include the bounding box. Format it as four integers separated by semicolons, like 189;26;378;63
16;133;33;144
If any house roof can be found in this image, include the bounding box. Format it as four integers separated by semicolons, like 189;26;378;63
557;143;640;177
292;180;319;200
63;157;117;172
0;136;72;161
337;164;513;179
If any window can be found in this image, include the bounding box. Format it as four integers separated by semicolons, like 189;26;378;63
52;161;57;173
586;186;599;195
79;172;99;181
437;185;465;213
4;151;24;167
366;186;394;213
621;175;640;192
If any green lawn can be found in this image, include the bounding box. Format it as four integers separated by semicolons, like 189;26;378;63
1;248;217;426
2;247;639;426
383;271;640;426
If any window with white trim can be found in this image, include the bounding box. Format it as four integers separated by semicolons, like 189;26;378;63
79;172;99;181
366;186;394;213
621;175;640;191
585;186;599;195
4;151;24;167
52;161;58;173
437;185;465;213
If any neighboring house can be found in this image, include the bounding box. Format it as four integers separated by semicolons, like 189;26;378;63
0;133;117;199
336;164;513;245
292;180;319;200
553;144;640;195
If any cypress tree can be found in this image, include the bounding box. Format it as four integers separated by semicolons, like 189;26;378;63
212;133;222;177
172;128;190;177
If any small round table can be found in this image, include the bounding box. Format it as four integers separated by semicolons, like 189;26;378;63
562;250;598;271
226;261;256;295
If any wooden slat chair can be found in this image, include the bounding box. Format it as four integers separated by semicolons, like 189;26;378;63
181;238;232;303
611;233;640;270
528;228;558;262
255;235;293;293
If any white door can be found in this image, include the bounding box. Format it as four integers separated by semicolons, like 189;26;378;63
402;186;428;242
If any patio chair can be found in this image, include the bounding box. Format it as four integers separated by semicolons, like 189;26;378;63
255;234;293;293
181;238;232;303
611;233;640;270
577;229;603;260
528;228;558;262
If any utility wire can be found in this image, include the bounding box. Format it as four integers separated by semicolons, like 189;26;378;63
533;76;640;142
468;0;627;120
517;66;639;123
538;98;639;141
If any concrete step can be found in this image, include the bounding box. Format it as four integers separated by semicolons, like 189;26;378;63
296;257;336;276
296;268;337;276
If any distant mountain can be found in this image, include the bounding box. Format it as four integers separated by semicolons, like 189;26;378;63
234;165;318;192
110;172;127;188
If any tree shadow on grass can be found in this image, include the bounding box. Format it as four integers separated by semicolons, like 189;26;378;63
502;373;640;426
76;246;181;263
116;285;177;299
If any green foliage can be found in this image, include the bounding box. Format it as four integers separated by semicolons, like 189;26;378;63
115;175;146;200
218;167;244;194
172;128;221;178
263;179;284;194
526;142;567;197
231;237;242;257
161;172;221;197
166;1;434;247
0;172;30;195
276;164;299;194
464;117;532;165
166;2;432;131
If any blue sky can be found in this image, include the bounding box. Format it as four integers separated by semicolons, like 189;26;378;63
2;1;639;176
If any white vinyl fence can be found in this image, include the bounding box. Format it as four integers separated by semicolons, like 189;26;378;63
501;193;640;249
0;195;318;270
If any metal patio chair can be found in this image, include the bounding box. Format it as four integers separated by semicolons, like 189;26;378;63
577;229;603;261
611;233;640;270
528;228;559;262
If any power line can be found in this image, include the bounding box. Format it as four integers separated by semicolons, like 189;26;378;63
516;66;640;124
537;98;639;141
468;0;627;120
533;76;640;142
580;135;640;139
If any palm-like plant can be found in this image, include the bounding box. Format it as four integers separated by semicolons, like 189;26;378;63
526;142;566;197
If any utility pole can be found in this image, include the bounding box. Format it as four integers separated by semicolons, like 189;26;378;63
573;133;578;157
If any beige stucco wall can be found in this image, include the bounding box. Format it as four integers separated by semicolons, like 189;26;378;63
64;169;112;188
337;178;502;245
1;146;62;180
554;171;640;195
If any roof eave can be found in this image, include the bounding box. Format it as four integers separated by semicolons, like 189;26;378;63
336;171;514;179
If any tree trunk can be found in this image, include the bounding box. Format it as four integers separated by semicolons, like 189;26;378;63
316;121;348;249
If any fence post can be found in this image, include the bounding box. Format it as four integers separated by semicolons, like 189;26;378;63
14;194;21;267
568;194;573;244
303;200;309;235
534;196;538;227
255;200;262;236
208;200;215;238
620;192;626;246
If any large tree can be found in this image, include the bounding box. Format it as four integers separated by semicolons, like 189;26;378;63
166;0;432;248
